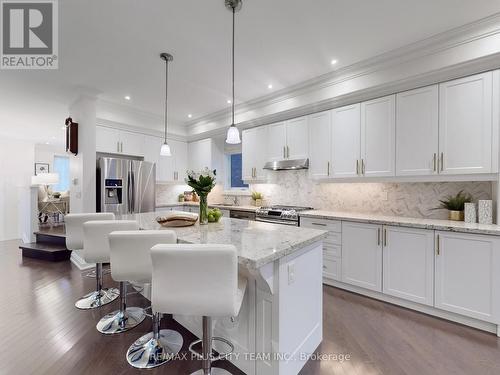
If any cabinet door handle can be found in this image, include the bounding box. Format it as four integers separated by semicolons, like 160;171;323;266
433;153;437;172
283;146;286;159
436;234;440;255
377;228;381;246
383;228;387;246
327;161;330;176
117;141;120;153
356;160;359;175
361;159;365;175
120;142;123;153
287;146;290;158
440;152;444;172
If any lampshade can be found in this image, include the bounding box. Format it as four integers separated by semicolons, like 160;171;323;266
225;125;241;144
32;173;59;185
160;142;171;156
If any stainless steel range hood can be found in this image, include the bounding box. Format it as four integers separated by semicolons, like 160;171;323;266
263;158;309;171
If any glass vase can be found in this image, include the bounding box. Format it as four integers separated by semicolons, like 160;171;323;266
199;193;208;225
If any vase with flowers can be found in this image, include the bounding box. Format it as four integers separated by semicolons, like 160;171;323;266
185;168;216;225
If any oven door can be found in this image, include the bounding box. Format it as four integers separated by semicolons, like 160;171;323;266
255;217;298;226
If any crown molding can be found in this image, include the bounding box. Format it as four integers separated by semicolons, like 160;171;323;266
96;118;188;142
186;12;500;138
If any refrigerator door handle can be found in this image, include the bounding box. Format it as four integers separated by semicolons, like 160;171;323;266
130;171;135;213
127;171;132;213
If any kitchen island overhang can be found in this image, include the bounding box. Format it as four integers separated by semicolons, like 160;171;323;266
119;211;328;375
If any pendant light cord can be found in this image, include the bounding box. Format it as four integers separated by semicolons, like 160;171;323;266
164;58;169;142
231;6;235;126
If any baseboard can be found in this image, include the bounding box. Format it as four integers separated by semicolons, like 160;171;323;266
325;279;498;335
70;250;95;271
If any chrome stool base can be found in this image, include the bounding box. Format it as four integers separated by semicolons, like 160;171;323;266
96;307;146;334
75;288;119;310
190;368;233;375
126;329;183;369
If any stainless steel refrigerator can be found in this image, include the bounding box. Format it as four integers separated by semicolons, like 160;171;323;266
97;157;156;215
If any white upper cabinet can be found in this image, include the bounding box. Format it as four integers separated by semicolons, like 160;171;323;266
266;122;286;161
120;130;144;156
439;72;495;174
341;221;383;292
171;139;188;182
435;231;500;323
308;111;331;178
286;116;309;159
96;126;121;154
188;138;212;172
360;95;396;177
242;126;268;181
382;226;434;306
143;136;187;183
266;118;309;161
331;104;361;178
396;85;439;176
96;126;144;156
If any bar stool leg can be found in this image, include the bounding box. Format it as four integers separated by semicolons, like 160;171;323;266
191;316;232;375
96;281;146;334
75;263;120;310
126;312;184;369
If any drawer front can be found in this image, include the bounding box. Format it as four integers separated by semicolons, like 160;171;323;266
323;256;341;281
301;217;341;232
325;232;342;245
324;243;341;258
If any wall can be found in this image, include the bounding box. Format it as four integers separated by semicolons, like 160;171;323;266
249;170;492;220
34;143;66;173
157;183;224;205
0;138;35;241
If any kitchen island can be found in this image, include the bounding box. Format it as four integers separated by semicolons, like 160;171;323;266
119;211;328;375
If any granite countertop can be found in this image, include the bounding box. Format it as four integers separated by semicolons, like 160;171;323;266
156;202;259;213
119;211;327;269
300;210;500;236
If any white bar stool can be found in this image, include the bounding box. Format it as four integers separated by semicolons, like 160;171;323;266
108;230;184;369
65;213;117;309
82;219;145;334
151;244;247;375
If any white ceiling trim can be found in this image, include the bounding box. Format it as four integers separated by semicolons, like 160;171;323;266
186;12;500;140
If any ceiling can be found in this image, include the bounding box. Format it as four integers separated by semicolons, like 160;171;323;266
1;0;500;144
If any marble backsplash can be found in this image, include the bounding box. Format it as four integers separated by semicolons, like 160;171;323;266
156;170;493;220
248;170;492;220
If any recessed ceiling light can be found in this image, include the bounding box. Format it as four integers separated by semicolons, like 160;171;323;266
124;95;131;100
45;141;50;145
188;114;193;118
267;84;273;89
227;99;232;104
330;59;338;65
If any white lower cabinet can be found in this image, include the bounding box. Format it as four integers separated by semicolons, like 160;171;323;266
382;226;434;306
435;231;500;323
341;222;382;292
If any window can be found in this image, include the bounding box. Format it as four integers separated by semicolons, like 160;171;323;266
228;153;248;189
52;155;70;192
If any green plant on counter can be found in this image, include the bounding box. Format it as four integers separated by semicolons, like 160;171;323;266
178;193;185;202
251;191;263;201
434;190;472;211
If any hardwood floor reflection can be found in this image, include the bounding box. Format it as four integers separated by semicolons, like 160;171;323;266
1;239;500;375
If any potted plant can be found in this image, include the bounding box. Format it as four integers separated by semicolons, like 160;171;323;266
251;191;263;207
178;193;185;203
434;190;472;221
185;168;216;225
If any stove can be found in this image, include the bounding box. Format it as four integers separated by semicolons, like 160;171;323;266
255;205;313;226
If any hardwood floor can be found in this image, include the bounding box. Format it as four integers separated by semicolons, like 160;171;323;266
1;239;500;375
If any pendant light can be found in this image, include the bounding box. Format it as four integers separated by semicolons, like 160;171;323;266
160;52;173;156
225;0;242;144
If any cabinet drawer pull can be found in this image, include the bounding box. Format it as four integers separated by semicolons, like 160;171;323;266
311;222;327;226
